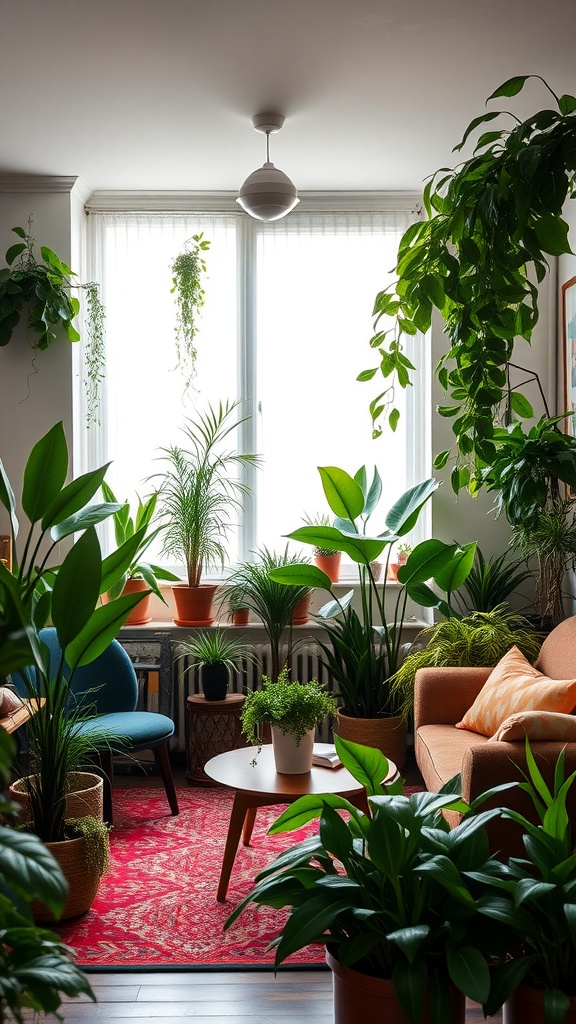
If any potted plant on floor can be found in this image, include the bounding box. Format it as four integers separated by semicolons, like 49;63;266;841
239;666;338;773
0;421;151;918
154;399;260;627
176;628;255;701
222;546;312;683
0;727;95;1019
101;484;180;624
226;737;508;1023
270;466;476;768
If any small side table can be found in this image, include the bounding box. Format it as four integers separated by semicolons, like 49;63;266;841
186;693;246;786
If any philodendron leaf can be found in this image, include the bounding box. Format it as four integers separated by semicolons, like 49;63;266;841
432;541;477;593
41;463;112;529
268;793;361;834
487;75;531;100
22;421;68;524
65;590;151;669
397;539;456;586
51;526;101;647
334;735;390;796
385;478;439;536
318;467;365;521
268;563;331;590
50;502;124;542
286;527;386;565
447;946;490;1004
0;826;67;914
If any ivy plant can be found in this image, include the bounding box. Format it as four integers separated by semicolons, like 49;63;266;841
0;223;106;425
360;75;576;483
170;232;211;396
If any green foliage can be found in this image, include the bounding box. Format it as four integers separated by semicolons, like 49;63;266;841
240;667;338;746
226;735;505;1024
101;483;179;602
0;710;95;1023
478;741;576;1023
0;421;151;843
361;76;576;470
301;512;339;556
170;233;210;396
176;627;255;669
0;224;106;426
155;399;260;587
222;546;312;683
390;606;542;718
455;546;532;614
270;466;476;718
67;815;110;878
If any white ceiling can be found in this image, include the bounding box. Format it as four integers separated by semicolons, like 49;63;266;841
1;0;574;194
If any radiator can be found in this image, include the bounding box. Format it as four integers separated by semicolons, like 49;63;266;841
171;641;334;751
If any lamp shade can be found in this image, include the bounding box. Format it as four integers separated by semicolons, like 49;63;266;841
236;161;300;222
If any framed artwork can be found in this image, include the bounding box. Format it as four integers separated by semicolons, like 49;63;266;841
563;276;576;437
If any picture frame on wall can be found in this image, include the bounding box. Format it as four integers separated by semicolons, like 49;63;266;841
562;275;576;438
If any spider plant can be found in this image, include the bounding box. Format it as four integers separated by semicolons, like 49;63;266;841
454;547;532;615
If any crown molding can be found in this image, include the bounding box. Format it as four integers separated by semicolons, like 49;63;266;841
0;174;81;194
85;189;423;214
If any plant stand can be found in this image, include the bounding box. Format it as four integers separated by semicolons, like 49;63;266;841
186;694;246;786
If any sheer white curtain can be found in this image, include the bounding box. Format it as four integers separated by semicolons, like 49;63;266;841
81;203;427;574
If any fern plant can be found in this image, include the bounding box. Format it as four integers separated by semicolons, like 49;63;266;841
240;667;337;746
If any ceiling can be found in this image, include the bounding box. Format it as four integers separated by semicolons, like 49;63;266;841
1;0;574;195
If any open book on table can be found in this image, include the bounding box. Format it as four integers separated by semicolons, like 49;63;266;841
312;743;342;769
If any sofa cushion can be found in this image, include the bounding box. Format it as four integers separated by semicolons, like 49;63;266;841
415;723;489;791
489;710;576;743
455;646;576;737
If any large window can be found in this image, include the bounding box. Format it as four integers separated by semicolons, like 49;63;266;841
79;199;428;576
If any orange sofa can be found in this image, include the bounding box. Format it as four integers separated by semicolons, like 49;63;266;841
413;615;576;859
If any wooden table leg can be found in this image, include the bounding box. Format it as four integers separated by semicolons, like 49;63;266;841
217;792;264;903
348;788;370;816
242;807;257;846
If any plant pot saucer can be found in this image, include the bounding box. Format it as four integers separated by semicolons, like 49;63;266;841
174;617;215;627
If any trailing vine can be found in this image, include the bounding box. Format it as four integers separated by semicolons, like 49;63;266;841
0;220;106;425
67;815;111;876
360;75;576;484
170;232;210;396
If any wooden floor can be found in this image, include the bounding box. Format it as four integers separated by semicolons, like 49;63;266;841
57;971;501;1022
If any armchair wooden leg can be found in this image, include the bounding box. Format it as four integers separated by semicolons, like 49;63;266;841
97;749;114;825
154;742;179;816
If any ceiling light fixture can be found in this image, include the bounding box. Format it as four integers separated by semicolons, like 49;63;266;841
236;113;299;222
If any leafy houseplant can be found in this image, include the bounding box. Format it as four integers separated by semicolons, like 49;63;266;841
226;737;506;1024
390;605;543;719
170;232;210;396
222;546;312;683
176;628;255;701
0;728;95;1022
269;466;476;765
155;399;260;626
454;546;533;615
0;223;106;426
101;483;179;623
0;421;150;910
302;513;341;583
360;75;576;475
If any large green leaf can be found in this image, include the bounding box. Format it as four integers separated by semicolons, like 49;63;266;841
21;422;68;524
385;479;439;535
0;456;19;537
318;467;365;521
0;826;67;914
447;945;490;1004
50;502;123;542
268;562;332;591
268;793;361;834
432;541;477;593
41;463;111;529
51;526;101;647
64;590;150;669
286;527;386;565
100;526;150;593
397;539;457;586
334;735;390;795
391;958;427;1024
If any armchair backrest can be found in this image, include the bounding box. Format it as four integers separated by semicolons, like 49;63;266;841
536;615;576;681
32;627;139;714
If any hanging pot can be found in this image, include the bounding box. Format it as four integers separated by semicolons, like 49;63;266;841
172;583;218;626
503;985;576;1024
291;592;312;625
327;949;465;1024
334;712;407;770
314;552;341;584
201;663;229;701
271;726;315;774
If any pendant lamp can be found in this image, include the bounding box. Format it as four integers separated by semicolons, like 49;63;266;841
237;113;299;222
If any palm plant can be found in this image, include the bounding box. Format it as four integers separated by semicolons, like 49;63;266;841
222;546;311;683
155;400;259;586
176;628;255;669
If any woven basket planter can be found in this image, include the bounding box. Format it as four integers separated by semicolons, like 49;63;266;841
334;712;407;771
33;833;105;922
9;770;104;824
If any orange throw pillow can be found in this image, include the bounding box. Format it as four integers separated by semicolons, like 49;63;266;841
455;646;576;737
488;710;576;743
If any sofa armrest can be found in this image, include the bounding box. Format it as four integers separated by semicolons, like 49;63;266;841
413;666;492;729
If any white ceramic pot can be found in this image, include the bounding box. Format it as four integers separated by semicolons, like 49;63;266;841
271;726;315;774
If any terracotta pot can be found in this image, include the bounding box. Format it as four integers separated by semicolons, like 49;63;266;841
327;950;465;1024
121;577;152;624
334;712;407;770
33;834;106;922
387;562;400;582
9;771;104;825
292;592;313;625
271;726;315;774
231;607;250;625
201;663;229;701
314;552;341;584
172;583;218;626
503;985;576;1024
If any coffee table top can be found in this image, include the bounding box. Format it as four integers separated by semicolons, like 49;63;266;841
204;743;398;798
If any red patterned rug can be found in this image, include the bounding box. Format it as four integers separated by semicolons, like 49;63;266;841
54;786;327;970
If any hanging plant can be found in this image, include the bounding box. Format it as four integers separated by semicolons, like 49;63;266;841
360;75;576;480
0;221;106;425
170;232;210;395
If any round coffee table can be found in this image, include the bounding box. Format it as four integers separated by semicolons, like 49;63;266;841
204;743;398;902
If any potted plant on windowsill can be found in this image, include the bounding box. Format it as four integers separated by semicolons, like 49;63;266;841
302;513;342;583
154;399;260;627
240;667;338;773
270;466;477;768
0;421;151;919
101;484;179;624
226;736;509;1023
175;628;255;701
